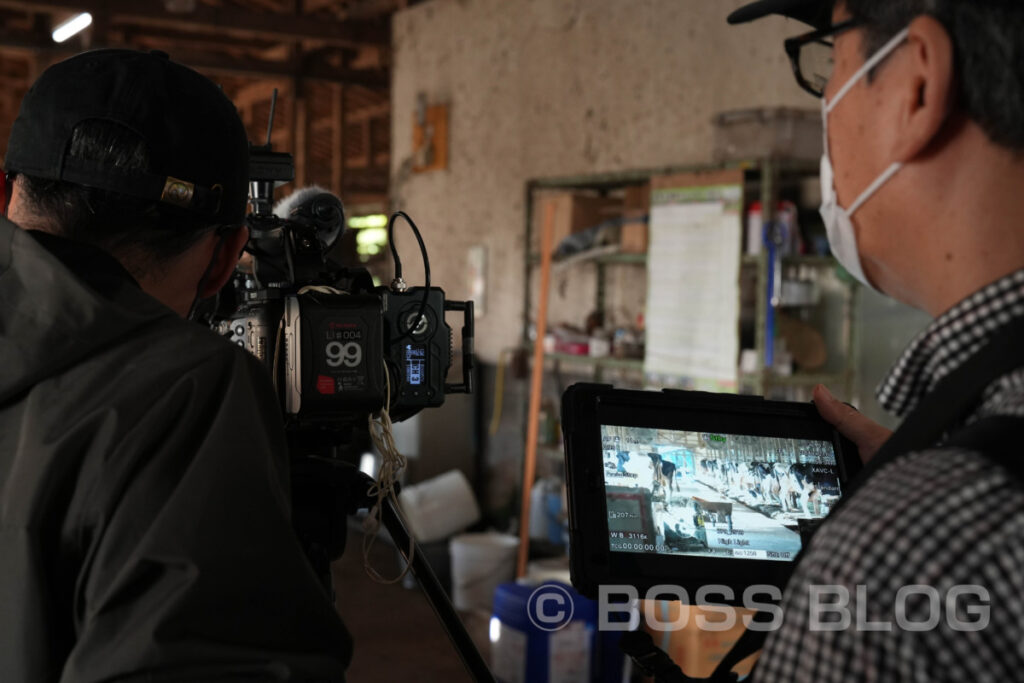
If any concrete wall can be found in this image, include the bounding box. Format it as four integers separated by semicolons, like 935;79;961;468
389;0;934;513
390;0;813;362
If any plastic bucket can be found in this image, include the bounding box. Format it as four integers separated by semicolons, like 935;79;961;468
449;533;519;611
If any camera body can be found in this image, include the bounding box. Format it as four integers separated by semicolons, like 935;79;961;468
221;282;472;425
213;142;473;429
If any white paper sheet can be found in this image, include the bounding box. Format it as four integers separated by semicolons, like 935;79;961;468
644;185;742;391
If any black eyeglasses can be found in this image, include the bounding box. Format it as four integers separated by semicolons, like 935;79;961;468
784;18;862;98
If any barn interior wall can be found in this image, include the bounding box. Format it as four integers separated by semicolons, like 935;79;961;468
389;0;931;513
390;0;807;510
390;0;816;363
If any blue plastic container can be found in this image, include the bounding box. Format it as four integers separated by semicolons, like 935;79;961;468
490;581;625;683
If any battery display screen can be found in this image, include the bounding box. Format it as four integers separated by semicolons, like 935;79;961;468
405;344;426;385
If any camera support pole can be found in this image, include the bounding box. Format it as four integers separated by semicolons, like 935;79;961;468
377;494;497;683
292;456;495;682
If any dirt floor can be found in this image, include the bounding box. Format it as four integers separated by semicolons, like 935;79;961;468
331;530;492;682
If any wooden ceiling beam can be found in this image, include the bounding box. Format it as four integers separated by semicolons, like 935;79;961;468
301;0;339;15
232;78;293;109
111;22;280;52
0;36;388;87
0;0;389;48
345;101;389;123
341;0;401;20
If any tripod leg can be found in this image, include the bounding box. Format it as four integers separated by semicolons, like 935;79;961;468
380;498;496;683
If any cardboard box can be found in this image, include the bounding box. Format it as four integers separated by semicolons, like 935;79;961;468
712;107;822;163
643;602;759;680
533;193;622;254
624;183;651;216
620;218;648;254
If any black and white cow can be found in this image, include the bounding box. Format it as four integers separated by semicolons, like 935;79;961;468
646;452;678;496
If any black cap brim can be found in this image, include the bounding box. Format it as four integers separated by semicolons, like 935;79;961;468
727;0;834;31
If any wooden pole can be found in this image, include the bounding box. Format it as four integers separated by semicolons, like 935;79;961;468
516;200;556;578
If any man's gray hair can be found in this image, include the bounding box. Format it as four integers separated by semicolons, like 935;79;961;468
845;0;1024;151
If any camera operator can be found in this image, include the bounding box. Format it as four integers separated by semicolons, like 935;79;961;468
729;0;1024;679
0;50;351;681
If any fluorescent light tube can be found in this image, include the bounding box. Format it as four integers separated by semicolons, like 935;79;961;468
52;12;93;43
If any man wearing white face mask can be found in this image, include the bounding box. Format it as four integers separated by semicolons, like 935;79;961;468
729;0;1024;679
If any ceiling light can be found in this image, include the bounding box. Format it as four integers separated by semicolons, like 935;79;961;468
348;214;389;229
52;13;92;44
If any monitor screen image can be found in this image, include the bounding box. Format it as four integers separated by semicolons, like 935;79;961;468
601;425;842;562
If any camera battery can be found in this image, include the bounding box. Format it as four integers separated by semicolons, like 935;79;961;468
282;293;385;417
382;288;453;417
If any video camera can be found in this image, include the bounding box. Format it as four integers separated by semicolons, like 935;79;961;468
200;92;477;592
210;100;474;431
200;93;491;683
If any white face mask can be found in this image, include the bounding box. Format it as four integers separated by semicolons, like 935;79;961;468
820;27;910;289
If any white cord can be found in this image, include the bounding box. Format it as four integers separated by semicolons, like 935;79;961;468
297;285;345;296
363;358;415;584
280;286;413;583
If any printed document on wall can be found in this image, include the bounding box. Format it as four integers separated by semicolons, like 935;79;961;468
644;183;742;391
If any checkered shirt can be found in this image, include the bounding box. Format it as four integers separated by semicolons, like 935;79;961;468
755;269;1024;683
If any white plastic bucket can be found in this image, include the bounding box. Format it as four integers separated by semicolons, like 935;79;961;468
449;533;520;611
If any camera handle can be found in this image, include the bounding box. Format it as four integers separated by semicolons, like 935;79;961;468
620;612;770;682
444;299;475;394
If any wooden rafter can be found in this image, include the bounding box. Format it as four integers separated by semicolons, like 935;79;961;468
110;23;281;52
0;0;389;47
0;0;399;203
0;34;388;87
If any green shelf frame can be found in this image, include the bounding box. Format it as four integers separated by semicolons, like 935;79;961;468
741;254;839;269
544;353;645;372
528;249;648;268
742;371;851;389
521;158;859;440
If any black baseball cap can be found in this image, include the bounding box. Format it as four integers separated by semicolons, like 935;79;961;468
727;0;834;30
5;49;249;225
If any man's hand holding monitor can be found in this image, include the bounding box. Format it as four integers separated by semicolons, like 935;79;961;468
562;384;861;602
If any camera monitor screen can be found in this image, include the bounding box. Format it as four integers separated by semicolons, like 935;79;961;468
601;427;841;563
561;384;861;601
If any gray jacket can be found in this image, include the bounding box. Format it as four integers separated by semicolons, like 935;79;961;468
0;217;352;681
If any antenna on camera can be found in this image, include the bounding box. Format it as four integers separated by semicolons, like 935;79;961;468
247;88;294;219
265;87;278;147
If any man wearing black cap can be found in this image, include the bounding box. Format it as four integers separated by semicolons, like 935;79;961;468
728;0;1024;680
0;50;352;680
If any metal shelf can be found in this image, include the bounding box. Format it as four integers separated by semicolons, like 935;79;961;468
528;248;648;268
597;252;647;265
741;254;839;268
518;160;857;577
538;444;565;459
544;353;644;371
742;371;849;388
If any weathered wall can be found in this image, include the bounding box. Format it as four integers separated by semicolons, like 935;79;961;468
389;1;933;516
390;0;813;362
